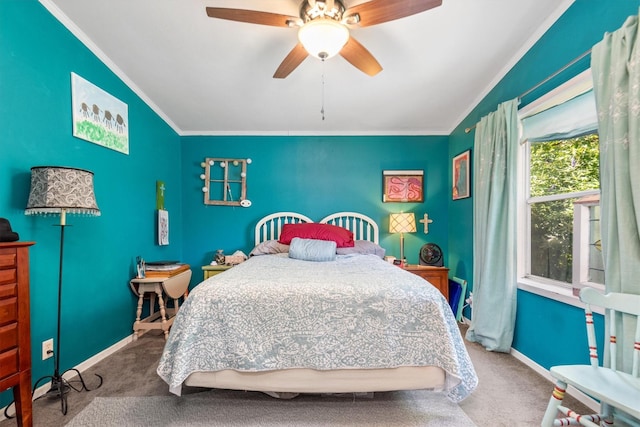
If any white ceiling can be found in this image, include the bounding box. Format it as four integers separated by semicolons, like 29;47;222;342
41;0;574;136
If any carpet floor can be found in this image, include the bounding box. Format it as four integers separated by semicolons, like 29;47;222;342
66;389;477;427
0;324;594;426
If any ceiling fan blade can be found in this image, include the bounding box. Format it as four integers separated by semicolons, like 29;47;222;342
206;7;299;28
273;44;309;79
340;37;382;76
345;0;442;27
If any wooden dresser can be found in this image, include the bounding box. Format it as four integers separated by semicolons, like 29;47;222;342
403;265;450;301
0;242;34;427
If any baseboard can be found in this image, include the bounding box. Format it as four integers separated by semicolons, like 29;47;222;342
509;347;599;412
0;334;134;421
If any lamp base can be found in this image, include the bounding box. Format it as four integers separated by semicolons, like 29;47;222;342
45;376;71;397
35;368;103;415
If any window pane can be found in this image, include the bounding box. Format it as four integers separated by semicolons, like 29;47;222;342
530;134;600;197
530;199;574;283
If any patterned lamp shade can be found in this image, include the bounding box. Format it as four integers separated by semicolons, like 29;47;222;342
389;212;417;234
25;166;100;218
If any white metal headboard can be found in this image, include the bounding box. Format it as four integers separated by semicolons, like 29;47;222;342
254;212;313;245
254;211;380;245
320;212;379;244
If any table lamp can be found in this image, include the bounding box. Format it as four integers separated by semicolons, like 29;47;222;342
389;212;416;265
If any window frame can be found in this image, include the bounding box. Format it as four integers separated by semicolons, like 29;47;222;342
572;193;604;295
516;70;603;310
525;188;600;284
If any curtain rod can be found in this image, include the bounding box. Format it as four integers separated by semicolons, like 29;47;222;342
464;48;592;134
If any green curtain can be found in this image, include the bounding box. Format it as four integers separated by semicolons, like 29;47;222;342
465;99;519;352
591;12;640;374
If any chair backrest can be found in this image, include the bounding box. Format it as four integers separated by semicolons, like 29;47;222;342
579;287;640;377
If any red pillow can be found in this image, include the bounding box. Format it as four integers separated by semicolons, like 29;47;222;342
278;223;355;248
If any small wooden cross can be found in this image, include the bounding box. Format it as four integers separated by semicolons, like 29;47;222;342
419;213;433;234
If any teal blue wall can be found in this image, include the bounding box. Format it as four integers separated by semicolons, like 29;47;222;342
1;1;183;406
180;135;450;284
447;0;638;368
2;0;635;411
513;291;605;368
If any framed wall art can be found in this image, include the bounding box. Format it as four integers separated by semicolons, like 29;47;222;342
452;150;471;200
382;170;424;203
200;157;251;207
71;72;129;154
157;209;169;246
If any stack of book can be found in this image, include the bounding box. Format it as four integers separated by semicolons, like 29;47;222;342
145;261;190;278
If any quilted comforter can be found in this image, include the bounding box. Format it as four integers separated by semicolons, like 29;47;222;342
157;253;478;402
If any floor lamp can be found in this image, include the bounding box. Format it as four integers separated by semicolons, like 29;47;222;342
389;212;417;266
25;166;103;415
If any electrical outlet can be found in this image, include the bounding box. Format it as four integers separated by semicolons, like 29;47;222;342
42;338;54;360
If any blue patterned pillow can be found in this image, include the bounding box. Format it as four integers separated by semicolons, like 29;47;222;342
289;237;337;262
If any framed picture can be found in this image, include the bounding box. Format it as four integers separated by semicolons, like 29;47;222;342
452;150;471;200
383;170;424;202
71;72;129;154
157;209;169;246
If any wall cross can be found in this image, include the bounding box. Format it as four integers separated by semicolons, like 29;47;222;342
419;213;433;234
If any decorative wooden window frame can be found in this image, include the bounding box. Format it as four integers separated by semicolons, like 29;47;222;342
201;157;250;206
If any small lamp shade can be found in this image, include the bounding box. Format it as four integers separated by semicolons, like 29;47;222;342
25;166;100;218
389;212;416;265
389;213;417;234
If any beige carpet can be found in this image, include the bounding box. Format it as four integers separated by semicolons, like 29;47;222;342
0;325;595;426
66;389;477;427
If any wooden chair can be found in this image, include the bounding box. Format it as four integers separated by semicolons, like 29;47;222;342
541;287;640;427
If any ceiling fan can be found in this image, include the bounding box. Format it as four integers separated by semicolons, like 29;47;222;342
206;0;443;79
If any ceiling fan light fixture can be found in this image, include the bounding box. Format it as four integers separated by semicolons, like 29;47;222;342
298;19;349;60
342;13;360;25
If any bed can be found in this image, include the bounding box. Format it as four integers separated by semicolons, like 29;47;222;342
157;212;477;402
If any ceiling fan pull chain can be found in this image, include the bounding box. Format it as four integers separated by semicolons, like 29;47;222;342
320;60;325;120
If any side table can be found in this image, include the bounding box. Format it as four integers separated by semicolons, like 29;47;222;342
202;264;233;280
130;269;191;340
403;265;450;301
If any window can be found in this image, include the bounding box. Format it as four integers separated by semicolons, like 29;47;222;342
526;134;602;288
518;70;604;300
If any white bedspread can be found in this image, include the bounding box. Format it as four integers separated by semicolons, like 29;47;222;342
157;254;478;402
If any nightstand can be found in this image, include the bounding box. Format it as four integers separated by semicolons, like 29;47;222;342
403;265;450;301
202;264;233;280
130;269;191;340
